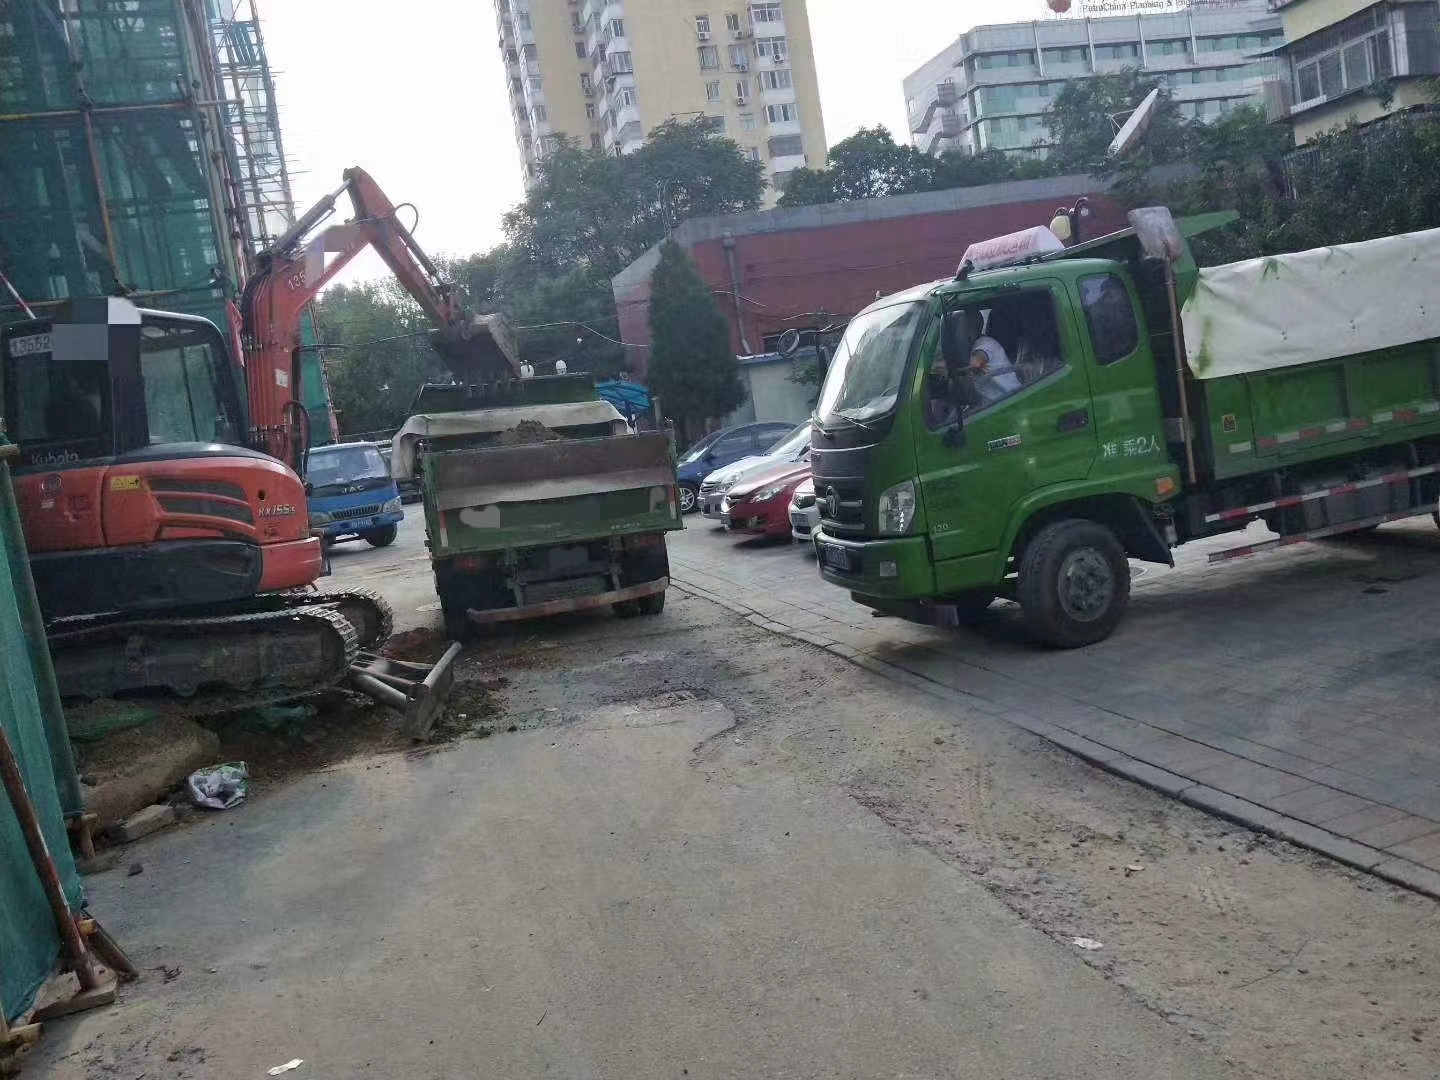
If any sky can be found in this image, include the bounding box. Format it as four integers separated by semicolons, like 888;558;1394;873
259;0;1034;280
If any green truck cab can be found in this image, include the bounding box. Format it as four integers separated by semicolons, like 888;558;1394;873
810;208;1440;646
394;374;682;639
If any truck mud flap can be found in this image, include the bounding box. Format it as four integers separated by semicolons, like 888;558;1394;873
466;577;668;625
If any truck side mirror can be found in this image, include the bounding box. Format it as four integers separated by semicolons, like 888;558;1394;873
940;311;972;370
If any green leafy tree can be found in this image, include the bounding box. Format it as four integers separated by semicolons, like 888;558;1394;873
646;240;744;443
779;126;943;206
1047;69;1193;178
313;281;446;436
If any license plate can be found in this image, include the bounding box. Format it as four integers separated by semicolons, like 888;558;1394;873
819;542;852;571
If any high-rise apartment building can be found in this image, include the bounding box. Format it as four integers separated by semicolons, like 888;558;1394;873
905;2;1283;159
494;0;827;202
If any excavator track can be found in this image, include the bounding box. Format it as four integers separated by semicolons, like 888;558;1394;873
51;604;360;720
186;587;395;650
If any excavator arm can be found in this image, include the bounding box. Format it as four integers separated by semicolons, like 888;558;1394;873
240;166;518;467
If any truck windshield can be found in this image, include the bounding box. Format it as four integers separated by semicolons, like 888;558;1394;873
817;301;926;427
307;446;390;492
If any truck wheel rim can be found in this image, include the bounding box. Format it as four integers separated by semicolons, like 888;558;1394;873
1058;548;1113;623
679;487;696;511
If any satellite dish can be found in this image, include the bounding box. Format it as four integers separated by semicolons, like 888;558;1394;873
1108;88;1161;158
776;328;802;358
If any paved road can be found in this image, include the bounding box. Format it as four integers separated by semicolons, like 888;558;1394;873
668;515;1440;895
35;670;1232;1078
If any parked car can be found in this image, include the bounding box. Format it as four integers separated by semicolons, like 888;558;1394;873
676;421;794;514
305;441;405;548
720;459;811;539
789;477;819;545
701;422;812;520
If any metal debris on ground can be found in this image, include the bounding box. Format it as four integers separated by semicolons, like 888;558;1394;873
1072;937;1105;950
187;763;249;810
1125;864;1145;875
348;643;464;741
267;1059;304;1075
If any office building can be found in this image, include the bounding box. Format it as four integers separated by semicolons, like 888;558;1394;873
905;1;1284;158
494;0;827;201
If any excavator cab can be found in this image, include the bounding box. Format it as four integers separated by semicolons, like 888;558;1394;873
2;297;323;621
2;297;245;469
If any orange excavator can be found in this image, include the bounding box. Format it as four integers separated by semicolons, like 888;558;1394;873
0;168;516;713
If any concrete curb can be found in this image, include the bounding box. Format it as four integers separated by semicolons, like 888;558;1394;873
670;578;1440;902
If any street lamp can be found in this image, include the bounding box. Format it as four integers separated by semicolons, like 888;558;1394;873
1049;196;1093;245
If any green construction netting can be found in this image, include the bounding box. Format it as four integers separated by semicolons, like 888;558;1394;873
0;0;237;329
0;455;83;1024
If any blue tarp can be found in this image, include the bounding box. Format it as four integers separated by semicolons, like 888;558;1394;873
597;380;651;424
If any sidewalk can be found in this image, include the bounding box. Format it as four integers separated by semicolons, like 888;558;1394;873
668;518;1440;898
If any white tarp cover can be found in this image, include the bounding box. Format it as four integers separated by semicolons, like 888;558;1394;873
392;400;625;478
1181;227;1440;381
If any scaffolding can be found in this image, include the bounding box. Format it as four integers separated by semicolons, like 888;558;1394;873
0;0;333;440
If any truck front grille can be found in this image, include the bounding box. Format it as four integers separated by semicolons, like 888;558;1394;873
331;503;383;521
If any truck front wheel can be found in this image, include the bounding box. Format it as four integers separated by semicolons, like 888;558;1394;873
1017;519;1130;648
364;524;399;548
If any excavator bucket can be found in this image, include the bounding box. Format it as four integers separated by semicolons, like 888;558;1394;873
430;314;520;385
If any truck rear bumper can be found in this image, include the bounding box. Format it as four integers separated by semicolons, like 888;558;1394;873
465;576;667;625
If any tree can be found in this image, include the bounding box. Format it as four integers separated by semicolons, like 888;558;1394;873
1047;69;1192;177
779;127;943;207
646;240;744;443
313;281;446;436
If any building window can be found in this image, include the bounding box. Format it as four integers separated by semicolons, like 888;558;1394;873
608;18;625;37
976;50;1035;70
729;44;750;68
516;10;531;29
706;80;722;100
707;115;728;133
532;104;547;123
751;3;783;24
618;87;637;107
1042;45;1089;66
735;79;750;100
591;133;603;150
574;41;587;58
765;102;798;124
754;36;788;63
740;111;756;131
609;51;633;72
1197;32;1283;53
571;11;583;33
528;75;543;91
769;133;803;157
1149;38;1189;57
773;169;795;191
759;68;792;90
586;102;597;119
1291;9;1393;106
726;12;742;33
696;14;712;35
747;146;762;161
699;45;721;69
580;72;594;95
1093;42;1139;62
522;43;538;60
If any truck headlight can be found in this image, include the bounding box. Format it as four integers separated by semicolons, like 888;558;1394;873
877;480;917;536
382;496;402;513
308;511;333;527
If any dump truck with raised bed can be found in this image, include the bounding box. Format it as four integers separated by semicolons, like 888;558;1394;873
393;375;682;639
806;208;1440;646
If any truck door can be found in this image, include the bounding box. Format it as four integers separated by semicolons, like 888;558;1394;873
914;281;1098;563
1071;272;1167;476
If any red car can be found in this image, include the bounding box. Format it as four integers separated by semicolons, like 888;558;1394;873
720;460;811;538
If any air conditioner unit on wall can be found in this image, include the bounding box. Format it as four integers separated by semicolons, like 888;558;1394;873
736;94;749;104
697;30;711;40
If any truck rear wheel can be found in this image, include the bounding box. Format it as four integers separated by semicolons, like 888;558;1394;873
1017;519;1129;648
637;589;666;615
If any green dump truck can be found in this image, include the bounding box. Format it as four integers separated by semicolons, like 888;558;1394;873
393;376;683;639
808;208;1440;647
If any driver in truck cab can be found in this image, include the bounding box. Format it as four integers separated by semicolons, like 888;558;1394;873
965;308;1022;406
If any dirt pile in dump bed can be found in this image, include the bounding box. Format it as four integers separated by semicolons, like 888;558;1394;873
496;419;562;446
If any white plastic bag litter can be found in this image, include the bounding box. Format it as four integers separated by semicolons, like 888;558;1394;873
187;762;249;810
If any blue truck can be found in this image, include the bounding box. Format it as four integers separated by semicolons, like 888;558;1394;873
305;441;405;547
